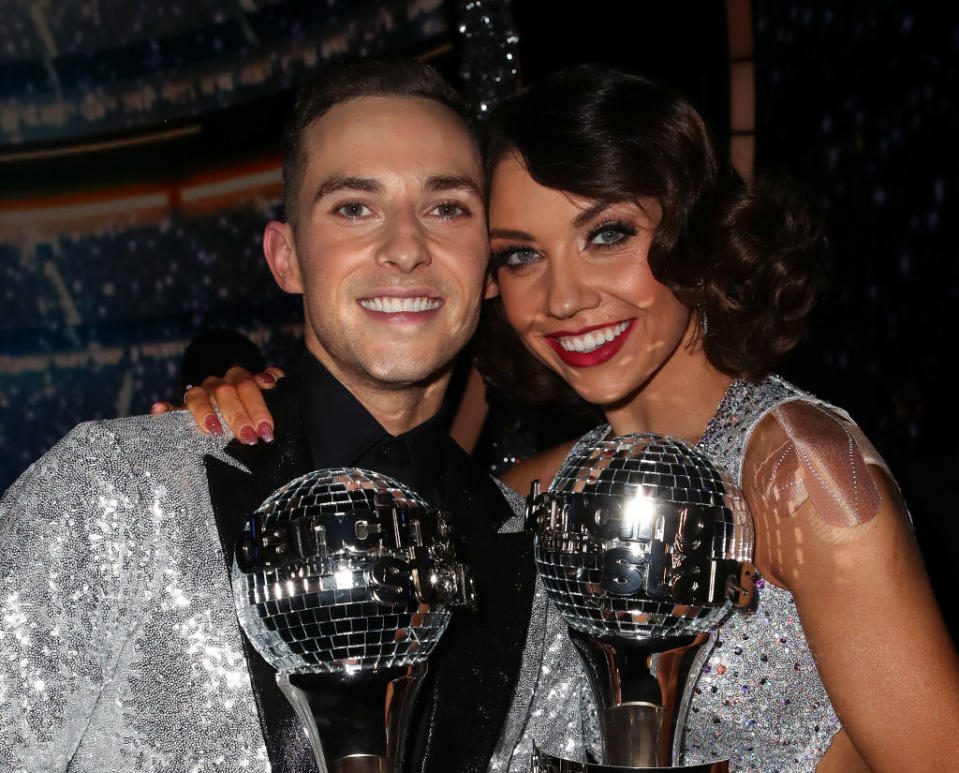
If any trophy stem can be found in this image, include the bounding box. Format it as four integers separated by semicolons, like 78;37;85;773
277;662;428;773
568;628;710;768
277;671;332;773
603;703;664;767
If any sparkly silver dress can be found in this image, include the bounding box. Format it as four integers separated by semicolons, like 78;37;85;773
491;375;846;773
0;413;270;772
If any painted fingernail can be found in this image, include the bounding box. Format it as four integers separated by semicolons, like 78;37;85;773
255;372;277;386
205;414;223;435
257;421;274;443
239;425;258;445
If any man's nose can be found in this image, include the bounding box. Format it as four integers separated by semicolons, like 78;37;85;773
376;210;431;272
545;254;600;319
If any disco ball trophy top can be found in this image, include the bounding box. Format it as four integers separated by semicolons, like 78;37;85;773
529;434;756;771
233;468;475;773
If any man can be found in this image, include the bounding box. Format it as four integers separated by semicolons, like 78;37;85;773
0;60;537;773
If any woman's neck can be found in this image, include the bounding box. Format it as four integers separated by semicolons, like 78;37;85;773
603;344;734;444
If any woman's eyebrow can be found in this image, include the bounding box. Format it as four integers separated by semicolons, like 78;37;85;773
488;228;535;241
572;200;612;228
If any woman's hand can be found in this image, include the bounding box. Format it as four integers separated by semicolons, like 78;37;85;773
151;366;283;444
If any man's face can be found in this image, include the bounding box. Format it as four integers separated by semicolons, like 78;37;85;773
266;95;489;394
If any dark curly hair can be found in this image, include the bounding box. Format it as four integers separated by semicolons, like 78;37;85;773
476;66;824;404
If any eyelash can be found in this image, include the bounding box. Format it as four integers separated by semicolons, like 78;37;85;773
430;201;471;219
491;245;540;269
584;219;637;248
491;218;638;269
332;200;470;220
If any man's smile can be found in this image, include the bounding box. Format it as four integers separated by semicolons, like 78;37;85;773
358;296;443;313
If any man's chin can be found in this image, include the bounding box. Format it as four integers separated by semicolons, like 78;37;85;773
361;357;455;391
306;331;464;393
318;345;458;391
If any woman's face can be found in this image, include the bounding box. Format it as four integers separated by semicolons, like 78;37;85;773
488;155;695;408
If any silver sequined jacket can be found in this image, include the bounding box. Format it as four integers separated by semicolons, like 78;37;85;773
490;375;845;773
0;412;270;773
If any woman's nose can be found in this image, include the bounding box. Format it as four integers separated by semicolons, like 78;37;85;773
544;255;600;319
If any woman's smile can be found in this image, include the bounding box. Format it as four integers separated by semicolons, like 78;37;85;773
489;155;693;409
543;319;635;366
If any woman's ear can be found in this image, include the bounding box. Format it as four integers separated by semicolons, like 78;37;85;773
263;221;304;294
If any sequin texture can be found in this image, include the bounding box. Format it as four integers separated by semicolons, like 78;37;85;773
682;375;841;771
0;413;269;772
488;482;597;772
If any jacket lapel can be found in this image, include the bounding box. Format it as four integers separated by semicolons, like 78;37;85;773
409;445;537;773
204;384;317;773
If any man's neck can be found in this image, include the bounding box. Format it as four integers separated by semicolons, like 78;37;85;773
308;347;450;436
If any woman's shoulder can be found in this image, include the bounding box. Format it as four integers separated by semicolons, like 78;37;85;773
738;392;907;592
745;398;890;522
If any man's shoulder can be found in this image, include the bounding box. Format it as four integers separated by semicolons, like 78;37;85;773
68;410;229;463
6;411;231;502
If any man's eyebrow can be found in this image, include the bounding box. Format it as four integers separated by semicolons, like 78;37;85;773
424;175;483;197
488;228;535;241
312;175;384;203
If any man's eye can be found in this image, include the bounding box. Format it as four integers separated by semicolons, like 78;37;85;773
430;202;467;218
493;246;540;268
336;202;372;218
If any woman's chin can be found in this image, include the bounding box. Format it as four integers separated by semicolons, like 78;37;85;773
567;381;638;412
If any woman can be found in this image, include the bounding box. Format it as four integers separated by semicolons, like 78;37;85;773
179;67;959;771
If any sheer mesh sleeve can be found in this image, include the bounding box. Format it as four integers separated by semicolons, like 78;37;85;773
750;400;883;527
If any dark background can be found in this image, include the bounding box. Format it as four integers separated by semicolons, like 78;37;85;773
1;0;956;634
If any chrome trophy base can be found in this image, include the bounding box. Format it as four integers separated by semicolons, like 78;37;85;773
329;756;392;773
277;662;426;773
554;629;726;771
530;749;728;772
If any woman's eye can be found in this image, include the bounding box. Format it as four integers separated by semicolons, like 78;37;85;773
430;202;467;218
495;246;541;268
589;227;628;247
336;202;372;219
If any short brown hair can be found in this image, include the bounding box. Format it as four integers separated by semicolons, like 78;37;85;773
282;58;476;225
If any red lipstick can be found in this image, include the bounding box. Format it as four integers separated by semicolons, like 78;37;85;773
544;319;635;368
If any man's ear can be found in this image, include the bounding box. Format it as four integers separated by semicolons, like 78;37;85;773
484;269;499;300
263;221;304;294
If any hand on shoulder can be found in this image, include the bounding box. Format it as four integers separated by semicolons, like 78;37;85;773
151;366;283;445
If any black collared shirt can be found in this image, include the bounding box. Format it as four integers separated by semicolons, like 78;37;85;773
297;352;452;511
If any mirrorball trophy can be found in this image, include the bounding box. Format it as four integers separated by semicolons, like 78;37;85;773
527;435;755;772
232;468;475;773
